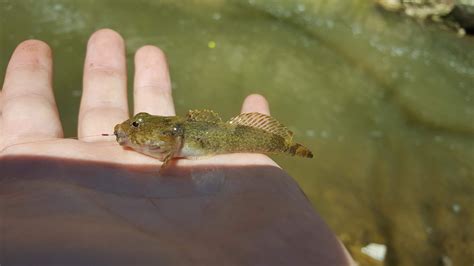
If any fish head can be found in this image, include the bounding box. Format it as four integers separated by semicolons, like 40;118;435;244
114;112;183;159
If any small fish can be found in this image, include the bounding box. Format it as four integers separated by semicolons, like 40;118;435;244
114;110;313;168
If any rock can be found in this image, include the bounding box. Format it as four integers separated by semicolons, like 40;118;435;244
361;243;387;262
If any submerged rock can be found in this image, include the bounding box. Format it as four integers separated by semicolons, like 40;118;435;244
361;243;387;262
377;0;474;34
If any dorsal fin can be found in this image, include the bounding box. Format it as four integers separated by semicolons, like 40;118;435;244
186;109;222;123
228;112;293;142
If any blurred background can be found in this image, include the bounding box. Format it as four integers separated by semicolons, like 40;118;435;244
1;0;473;265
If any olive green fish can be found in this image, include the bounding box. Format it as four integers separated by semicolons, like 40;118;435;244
114;110;313;168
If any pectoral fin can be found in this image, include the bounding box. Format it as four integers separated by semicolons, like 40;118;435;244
160;152;174;168
158;136;183;172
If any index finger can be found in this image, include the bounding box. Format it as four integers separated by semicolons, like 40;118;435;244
1;40;62;147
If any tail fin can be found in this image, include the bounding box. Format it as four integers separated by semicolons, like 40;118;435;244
287;143;313;158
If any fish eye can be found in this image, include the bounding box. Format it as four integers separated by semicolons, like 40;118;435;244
131;118;144;128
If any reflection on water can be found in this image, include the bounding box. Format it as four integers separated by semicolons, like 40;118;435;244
1;0;473;264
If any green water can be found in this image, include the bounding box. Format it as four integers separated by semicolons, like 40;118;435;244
1;0;473;264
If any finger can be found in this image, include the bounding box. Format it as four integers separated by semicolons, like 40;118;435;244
241;94;270;115
0;90;3;137
79;29;129;140
1;40;62;145
133;45;175;116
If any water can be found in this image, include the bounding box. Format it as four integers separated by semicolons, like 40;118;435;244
1;0;473;264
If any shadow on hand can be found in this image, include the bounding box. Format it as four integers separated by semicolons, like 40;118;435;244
0;155;350;265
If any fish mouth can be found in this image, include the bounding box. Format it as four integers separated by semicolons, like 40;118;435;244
113;128;128;146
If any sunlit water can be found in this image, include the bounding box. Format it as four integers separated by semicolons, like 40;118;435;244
1;0;473;264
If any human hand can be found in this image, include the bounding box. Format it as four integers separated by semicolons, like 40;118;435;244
0;29;352;265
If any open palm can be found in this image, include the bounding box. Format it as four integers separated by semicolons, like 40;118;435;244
0;29;351;265
0;28;278;168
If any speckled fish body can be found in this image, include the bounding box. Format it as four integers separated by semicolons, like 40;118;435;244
114;110;313;167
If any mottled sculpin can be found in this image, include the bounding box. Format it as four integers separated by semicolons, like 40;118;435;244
114;110;313;168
